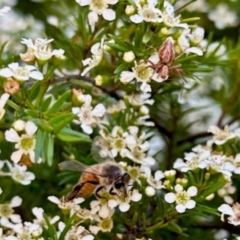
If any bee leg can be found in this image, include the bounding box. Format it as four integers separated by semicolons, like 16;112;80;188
109;187;118;196
95;186;105;199
66;183;84;201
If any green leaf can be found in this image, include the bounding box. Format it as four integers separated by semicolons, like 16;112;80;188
49;113;75;133
28;81;41;102
166;222;188;237
58;214;76;240
57;127;91;142
43;133;54;166
43;213;57;240
31;118;53;133
35;129;45;163
46;91;71;115
106;42;129;52
40;96;53;112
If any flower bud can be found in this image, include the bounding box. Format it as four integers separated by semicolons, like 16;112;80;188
123;51;135;62
158;27;169;37
72;88;85;106
125;5;135;15
4;78;20;94
13;120;26;131
159;39;175;64
95;75;103;86
20;48;35;63
145;186;156;196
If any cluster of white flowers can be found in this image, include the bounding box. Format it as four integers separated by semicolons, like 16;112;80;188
76;0;118;31
174;144;239;178
5;120;38;165
21;38;65;61
0;160;35;185
0;189;60;239
208;3;239;29
72;93;106;134
48;187;142;236
93;125;156;166
218;202;240;226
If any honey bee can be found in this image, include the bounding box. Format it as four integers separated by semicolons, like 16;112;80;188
59;160;131;201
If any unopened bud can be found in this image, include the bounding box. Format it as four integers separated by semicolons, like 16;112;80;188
125;5;135;15
163;180;171;190
139;105;149;115
164;169;176;183
13;119;26;131
205;193;214;201
104;40;114;51
4;78;20;94
95;75;103;86
123;51;135;62
145;186;156;196
159;39;175;64
20;48;35;63
72;88;85;106
204;172;211;180
158;27;169;37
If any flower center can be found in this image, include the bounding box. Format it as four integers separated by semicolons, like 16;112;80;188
19;135;35;151
91;0;107;12
135;63;152;81
14;67;30;77
176;191;190;205
112;138;125;150
142;9;157;21
80;108;93;124
0;204;14;217
100;218;113;231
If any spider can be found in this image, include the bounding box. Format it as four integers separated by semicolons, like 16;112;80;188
147;39;183;80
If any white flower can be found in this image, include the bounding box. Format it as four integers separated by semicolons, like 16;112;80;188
218;182;236;204
5;121;38;164
218;203;240;226
0;188;2;195
48;196;84;212
208;3;239;29
162;1;188;29
173;146;210;172
32;207;59;227
76;0;118;23
164;184;197;213
72;94;106;134
145;168;164;189
90;200;114;219
123;51;135;62
0;6;10;16
108;189;142;212
6;161;35;185
145;186;156;196
81;39;104;76
178;30;203;56
0;62;43;81
21;38;65;61
130;0;162;24
120;62;155;92
0;196;22;226
208;125;235;145
0;93;10;120
125;93;154;107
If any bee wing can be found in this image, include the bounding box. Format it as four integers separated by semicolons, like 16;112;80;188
91;136;116;163
59;160;105;176
58;160;88;172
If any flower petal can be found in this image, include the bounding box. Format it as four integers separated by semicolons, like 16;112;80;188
10;196;22;207
164;192;176;203
25;121;38;136
119;203;130;212
102;9;116;21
